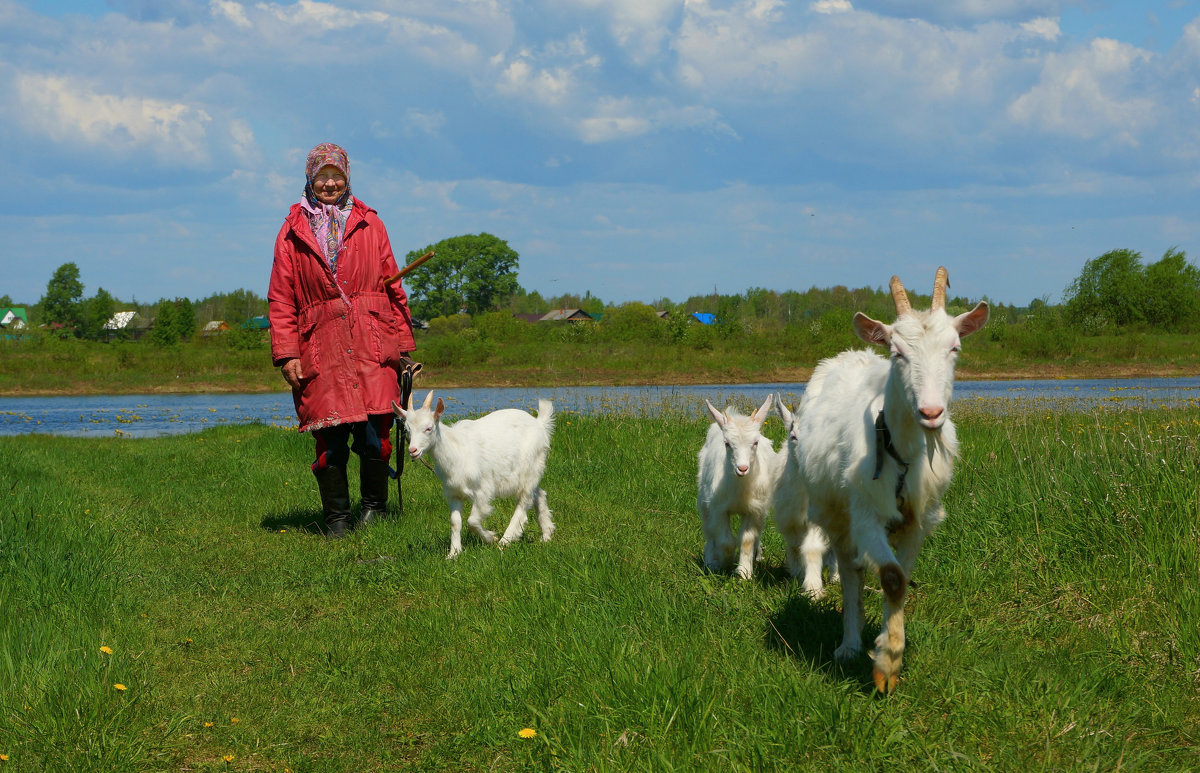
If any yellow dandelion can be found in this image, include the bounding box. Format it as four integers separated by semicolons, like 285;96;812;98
204;722;214;728
186;638;193;644
518;728;537;739
223;754;235;762
0;753;9;761
113;683;127;691
100;646;114;655
230;717;240;724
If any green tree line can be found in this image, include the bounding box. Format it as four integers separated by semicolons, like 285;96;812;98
6;245;1199;354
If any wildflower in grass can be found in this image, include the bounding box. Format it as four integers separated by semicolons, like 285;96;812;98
204;722;214;728
1;753;8;760
230;717;240;723
113;683;127;691
518;728;537;739
100;646;114;655
223;754;235;762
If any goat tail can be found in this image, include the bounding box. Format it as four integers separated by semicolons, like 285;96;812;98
536;399;556;436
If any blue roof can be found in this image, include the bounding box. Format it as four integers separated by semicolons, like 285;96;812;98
691;312;716;325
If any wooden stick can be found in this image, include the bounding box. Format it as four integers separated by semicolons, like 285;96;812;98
383;250;435;286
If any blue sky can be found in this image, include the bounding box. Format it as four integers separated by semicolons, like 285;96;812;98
4;0;1200;309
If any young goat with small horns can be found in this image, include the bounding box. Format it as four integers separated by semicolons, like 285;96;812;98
696;394;777;580
392;392;556;560
785;267;987;693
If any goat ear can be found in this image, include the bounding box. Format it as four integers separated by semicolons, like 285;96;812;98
954;301;989;338
422;390;434;409
705;400;726;426
853;312;891;347
434;398;445;420
391;400;406;418
751;393;773;423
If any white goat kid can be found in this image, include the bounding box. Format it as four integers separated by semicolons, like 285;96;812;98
392;392;556;560
696;394;777;580
795;267;988;693
771;400;837;599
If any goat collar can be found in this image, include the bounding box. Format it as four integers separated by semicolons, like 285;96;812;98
873;410;910;505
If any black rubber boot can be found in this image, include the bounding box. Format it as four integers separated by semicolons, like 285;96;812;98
359;457;390;527
314;464;351;539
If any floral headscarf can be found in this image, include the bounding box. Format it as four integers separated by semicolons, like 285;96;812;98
301;142;354;272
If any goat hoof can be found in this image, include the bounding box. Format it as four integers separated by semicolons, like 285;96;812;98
497;538;511;548
833;643;862;662
872;669;899;695
446;550;462;560
803;585;827;601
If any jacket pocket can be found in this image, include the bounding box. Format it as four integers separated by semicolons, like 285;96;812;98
366;309;405;368
298;318;320;379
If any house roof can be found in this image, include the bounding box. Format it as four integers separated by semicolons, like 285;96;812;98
242;315;269;329
0;308;28;328
201;320;229;333
690;312;717;325
103;311;142;330
540;308;594;321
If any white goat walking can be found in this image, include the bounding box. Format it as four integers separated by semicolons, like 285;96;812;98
793;267;988;693
696;394;776;580
771;399;838;599
392;392;556;560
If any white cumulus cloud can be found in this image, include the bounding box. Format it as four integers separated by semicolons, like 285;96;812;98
1008;38;1155;144
14;73;214;166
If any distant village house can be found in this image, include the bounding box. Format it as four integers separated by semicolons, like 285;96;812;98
0;307;28;330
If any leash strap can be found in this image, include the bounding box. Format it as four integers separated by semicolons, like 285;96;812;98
873;410;910;506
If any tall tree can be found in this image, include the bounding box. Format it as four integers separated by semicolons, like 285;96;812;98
41;262;85;334
80;288;117;341
1064;248;1147;327
403;233;520;319
1143;248;1200;330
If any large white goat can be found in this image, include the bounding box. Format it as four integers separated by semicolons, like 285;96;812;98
696;394;776;580
392;392;556;560
792;267;988;693
771;399;837;599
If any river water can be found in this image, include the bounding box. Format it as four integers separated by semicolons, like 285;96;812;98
2;377;1199;438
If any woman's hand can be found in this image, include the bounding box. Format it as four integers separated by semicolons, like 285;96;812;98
280;358;304;390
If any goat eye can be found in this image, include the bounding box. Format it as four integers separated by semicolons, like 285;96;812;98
724;441;731;449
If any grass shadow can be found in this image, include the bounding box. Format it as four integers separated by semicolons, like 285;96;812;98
261;507;326;536
765;590;882;695
688;553;799;588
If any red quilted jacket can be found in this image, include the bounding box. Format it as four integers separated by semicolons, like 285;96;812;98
268;198;416;432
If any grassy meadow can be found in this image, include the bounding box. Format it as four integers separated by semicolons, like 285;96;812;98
1;401;1199;771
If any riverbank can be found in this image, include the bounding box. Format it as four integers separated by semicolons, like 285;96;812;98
3;332;1198;397
2;360;1198;397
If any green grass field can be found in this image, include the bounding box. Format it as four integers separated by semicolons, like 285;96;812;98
1;402;1198;771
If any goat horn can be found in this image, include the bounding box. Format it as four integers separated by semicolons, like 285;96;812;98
422;390;434;410
889;275;912;316
932;266;949;311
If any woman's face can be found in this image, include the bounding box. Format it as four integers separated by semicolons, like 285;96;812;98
312;165;347;205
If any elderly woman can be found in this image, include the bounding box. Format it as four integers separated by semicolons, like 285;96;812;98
268;143;416;538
